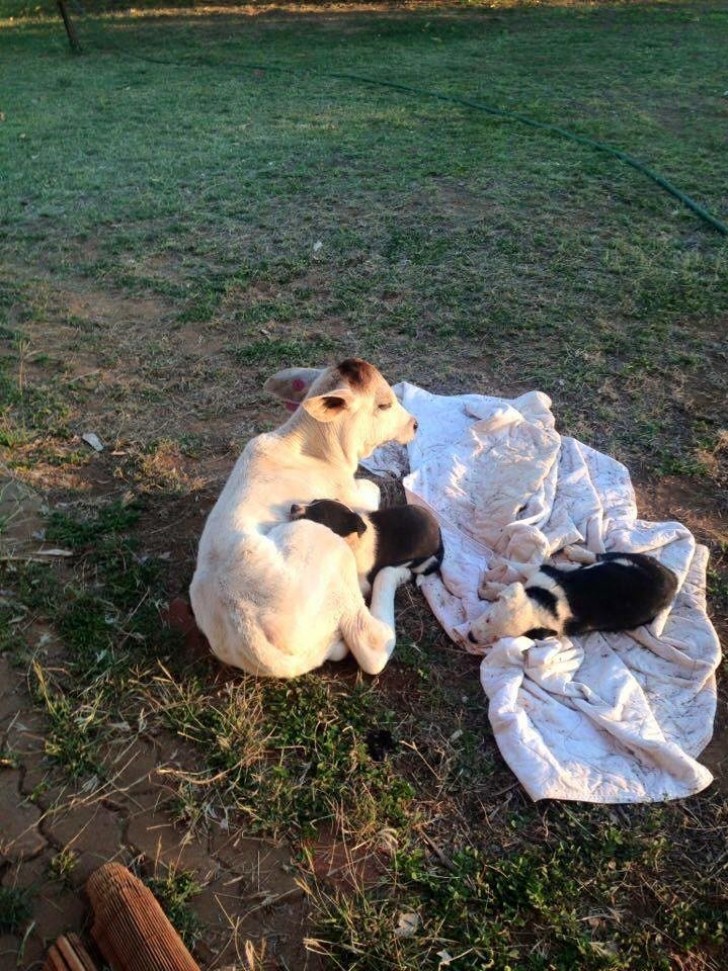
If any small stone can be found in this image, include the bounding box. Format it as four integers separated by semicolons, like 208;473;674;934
81;432;104;452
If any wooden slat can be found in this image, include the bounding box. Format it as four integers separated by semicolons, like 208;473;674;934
66;934;100;971
42;944;66;971
58;934;99;971
43;935;100;971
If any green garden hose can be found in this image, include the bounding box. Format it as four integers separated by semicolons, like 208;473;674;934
84;19;728;237
329;71;728;237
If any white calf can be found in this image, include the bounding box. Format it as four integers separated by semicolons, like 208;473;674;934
189;359;417;678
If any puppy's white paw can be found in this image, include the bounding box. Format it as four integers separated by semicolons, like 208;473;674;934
562;545;596;565
380;564;414;588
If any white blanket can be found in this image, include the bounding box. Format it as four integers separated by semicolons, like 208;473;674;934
368;384;721;803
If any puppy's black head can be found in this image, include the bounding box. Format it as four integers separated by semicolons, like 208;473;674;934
291;499;367;538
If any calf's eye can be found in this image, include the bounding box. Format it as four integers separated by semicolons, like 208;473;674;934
378;402;392;411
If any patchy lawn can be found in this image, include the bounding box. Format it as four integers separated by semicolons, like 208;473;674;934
0;2;726;968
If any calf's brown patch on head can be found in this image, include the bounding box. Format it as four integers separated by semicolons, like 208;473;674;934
336;358;379;390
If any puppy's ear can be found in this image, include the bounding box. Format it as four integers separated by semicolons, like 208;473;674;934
346;511;367;535
499;582;526;607
301;387;356;423
264;367;323;404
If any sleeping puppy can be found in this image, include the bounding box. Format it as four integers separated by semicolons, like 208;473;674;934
468;551;678;647
290;498;443;595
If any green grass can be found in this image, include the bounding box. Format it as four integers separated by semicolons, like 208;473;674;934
145;867;204;948
0;3;726;968
231;334;339;367
305;798;728;969
148;659;419;838
2;2;726;467
45;500;141;547
0;886;33;934
48;847;79;887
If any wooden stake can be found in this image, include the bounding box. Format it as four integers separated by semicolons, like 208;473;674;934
57;0;82;55
86;863;201;971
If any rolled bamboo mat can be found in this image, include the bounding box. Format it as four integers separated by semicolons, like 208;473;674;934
86;863;201;971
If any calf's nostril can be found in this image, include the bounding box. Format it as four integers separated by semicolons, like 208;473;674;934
467;630;478;644
412;419;419;432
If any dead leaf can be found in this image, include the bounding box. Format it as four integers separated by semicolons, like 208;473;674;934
394;912;420;938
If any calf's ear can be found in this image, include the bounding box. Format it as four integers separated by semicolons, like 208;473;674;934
302;387;356;423
264;367;323;403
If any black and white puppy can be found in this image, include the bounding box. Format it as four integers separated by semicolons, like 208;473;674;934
468;551;678;646
290;498;444;595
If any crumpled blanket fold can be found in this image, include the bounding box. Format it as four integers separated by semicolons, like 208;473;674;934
366;383;721;803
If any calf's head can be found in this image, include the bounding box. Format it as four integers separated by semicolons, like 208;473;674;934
266;358;417;462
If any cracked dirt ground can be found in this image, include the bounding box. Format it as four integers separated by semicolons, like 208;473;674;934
0;654;321;970
0;478;324;970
